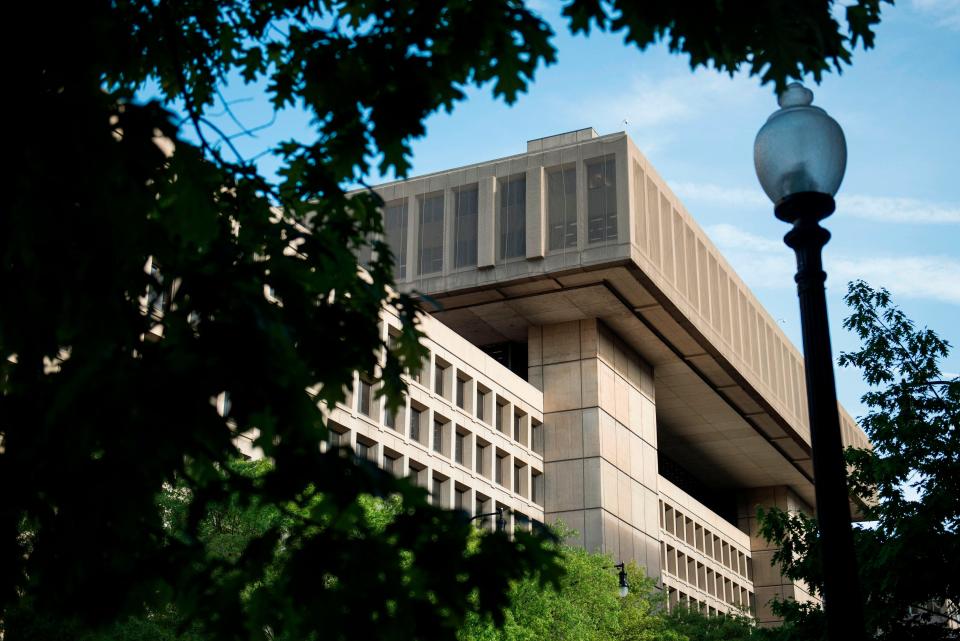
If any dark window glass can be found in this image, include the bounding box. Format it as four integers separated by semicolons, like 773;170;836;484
358;378;373;417
433;420;443;453
410;408;422;442
548;166;577;250
499;175;526;259
418;193;444;275
385;455;398;475
456;378;466;409
434;364;444;396
586;155;617;244
476;444;486;475
355;440;369;461
455;432;465;464
453;185;478;268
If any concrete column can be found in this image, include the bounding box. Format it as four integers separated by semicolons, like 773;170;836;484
478;176;496;268
529;318;661;577
738;486;818;626
526;166;545;259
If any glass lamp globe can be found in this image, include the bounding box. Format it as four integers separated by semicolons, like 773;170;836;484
754;83;847;205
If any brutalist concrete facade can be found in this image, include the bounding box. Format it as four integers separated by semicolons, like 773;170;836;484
335;128;870;622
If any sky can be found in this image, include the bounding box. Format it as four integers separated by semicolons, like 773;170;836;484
198;0;960;419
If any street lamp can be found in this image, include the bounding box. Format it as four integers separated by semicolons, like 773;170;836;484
614;562;629;598
469;507;507;532
754;82;864;641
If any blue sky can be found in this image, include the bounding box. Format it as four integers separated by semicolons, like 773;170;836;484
198;0;960;418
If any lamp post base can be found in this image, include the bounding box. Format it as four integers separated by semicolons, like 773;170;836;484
775;192;865;641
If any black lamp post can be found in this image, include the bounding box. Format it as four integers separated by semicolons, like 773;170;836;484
754;82;864;641
614;562;629;598
469;507;507;532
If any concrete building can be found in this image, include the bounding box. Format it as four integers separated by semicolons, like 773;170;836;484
279;128;870;623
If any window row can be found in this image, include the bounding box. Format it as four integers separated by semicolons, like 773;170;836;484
660;500;752;581
663;543;754;614
351;374;543;456
373;155;618;278
397;350;543;453
327;421;543;507
665;584;756;618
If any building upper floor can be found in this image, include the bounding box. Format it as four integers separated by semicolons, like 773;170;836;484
354;128;870;512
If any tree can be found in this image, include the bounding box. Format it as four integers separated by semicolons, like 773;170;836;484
759;280;960;641
458;530;681;641
663;606;764;641
3;2;890;639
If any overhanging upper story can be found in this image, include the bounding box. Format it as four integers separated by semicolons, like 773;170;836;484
357;128;869;509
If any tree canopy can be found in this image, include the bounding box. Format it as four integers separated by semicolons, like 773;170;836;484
3;1;889;639
760;281;960;641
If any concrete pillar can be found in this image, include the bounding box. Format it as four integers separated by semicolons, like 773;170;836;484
738;486;819;626
478;176;496;268
526;166;545;259
529;319;661;577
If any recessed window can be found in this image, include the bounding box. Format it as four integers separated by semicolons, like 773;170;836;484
513;461;524;497
513;410;527;445
455;428;467;465
384;398;404;431
475;439;489;478
586;155;617;244
476;386;489;423
547;165;577;250
455;484;469;512
328;422;349;451
355;435;376;463
499;175;526;259
434;358;451;399
418;193;444;275
409;405;425;444
531;419;543;454
531;470;543;506
408;459;426;487
358;375;375;418
413;352;430;386
456;374;471;411
432;418;444;454
453;184;478;268
384;199;409;279
383;449;400;475
495;450;508;488
495;397;508;433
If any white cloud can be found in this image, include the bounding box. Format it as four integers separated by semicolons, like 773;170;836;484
673;182;769;209
675;181;960;224
566;72;760;153
831;256;960;305
704;222;960;305
912;0;960;30
705;223;783;252
841;194;960;224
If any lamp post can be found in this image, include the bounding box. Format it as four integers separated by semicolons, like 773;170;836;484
469;507;507;532
754;82;864;641
614;562;629;598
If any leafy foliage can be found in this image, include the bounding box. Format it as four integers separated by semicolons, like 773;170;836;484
563;0;889;90
663;606;764;641
459;529;682;641
3;1;890;639
759;281;960;641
